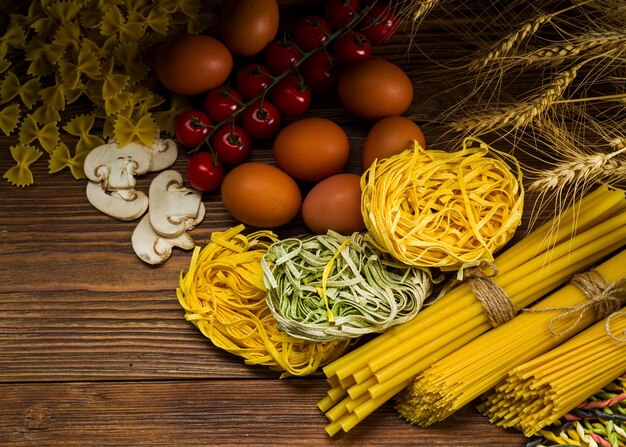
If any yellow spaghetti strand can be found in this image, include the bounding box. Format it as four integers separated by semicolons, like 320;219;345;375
176;224;351;377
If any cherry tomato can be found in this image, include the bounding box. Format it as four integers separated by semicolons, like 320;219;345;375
301;50;338;92
235;63;273;100
271;73;312;116
332;31;372;63
324;0;361;30
264;38;303;75
175;109;212;147
358;4;399;44
241;100;282;140
293;15;331;51
186;151;224;192
211;124;252;165
203;85;243;123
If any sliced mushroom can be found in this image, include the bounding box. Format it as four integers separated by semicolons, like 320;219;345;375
147;138;178;172
83;143;151;188
85;181;148;221
148;170;203;237
131;214;195;265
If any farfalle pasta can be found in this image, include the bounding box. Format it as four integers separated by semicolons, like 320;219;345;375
0;103;21;136
3;144;42;187
62;114;104;154
48;142;87;180
1;0;218;187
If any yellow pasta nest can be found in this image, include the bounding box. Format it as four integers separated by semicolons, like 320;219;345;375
361;137;524;270
176;225;351;377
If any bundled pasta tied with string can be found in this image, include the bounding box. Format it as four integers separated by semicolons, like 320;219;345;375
480;305;626;437
176;225;351;377
395;249;626;427
361;136;524;271
261;231;434;342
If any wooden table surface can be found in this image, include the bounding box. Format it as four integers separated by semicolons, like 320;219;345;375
0;2;539;446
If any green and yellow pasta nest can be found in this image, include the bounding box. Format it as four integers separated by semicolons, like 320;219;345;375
261;231;434;342
361;136;524;271
176;225;351;377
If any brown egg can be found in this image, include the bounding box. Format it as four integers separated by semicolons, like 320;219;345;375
219;0;280;57
302;173;365;235
155;34;232;95
337;58;413;120
274;118;350;182
363;116;427;170
221;162;302;228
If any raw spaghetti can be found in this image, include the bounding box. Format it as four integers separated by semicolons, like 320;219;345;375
480;309;626;437
176;224;351;377
261;231;434;342
361;136;524;270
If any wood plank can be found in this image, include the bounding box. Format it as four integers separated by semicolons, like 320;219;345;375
0;380;525;446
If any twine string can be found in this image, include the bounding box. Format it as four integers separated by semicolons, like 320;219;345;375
526;270;626;340
463;260;516;328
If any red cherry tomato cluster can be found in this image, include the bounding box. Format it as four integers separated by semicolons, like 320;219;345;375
174;1;400;193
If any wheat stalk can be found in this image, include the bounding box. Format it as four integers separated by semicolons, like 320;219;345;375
467;0;599;72
468;13;557;71
529;148;626;191
522;30;625;66
451;64;581;133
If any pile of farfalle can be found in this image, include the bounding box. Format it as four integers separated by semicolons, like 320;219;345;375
0;0;217;186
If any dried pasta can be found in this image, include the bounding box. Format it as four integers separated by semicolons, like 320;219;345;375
0;0;217;186
361;137;524;271
480;310;626;437
48;142;88;180
261;231;434;342
3;144;43;187
318;185;626;436
177;225;352;377
0;103;21;136
395;249;626;426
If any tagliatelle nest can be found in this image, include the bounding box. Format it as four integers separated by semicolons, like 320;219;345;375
361;137;524;271
261;231;434;343
176;225;351;377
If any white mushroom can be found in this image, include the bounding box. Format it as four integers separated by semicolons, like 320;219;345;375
147;138;179;172
85;181;148;221
83;143;151;189
131;214;196;265
148;170;203;237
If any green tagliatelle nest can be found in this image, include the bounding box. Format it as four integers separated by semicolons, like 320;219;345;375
361;137;524;271
261;231;434;342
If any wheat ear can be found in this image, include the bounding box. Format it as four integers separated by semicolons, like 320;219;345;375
529;145;626;192
468;0;599;71
452;64;581;133
521;30;625;66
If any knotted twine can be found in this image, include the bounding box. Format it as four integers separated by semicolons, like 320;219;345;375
527;269;626;341
461;260;516;328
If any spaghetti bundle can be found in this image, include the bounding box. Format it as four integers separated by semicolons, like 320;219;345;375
318;185;626;436
361;137;524;270
176;224;351;377
261;231;433;342
480;310;626;437
395;249;626;426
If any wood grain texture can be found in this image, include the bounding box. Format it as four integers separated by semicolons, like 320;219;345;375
0;380;524;446
0;1;547;445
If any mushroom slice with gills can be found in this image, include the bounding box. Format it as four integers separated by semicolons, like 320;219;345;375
146;138;179;172
85;181;148;221
131;214;196;265
148;170;203;237
83;142;151;187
